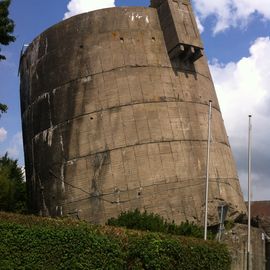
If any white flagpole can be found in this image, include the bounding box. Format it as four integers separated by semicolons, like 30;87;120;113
204;100;212;241
247;115;252;269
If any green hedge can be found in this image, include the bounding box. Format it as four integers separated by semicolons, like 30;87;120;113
0;212;231;270
107;209;208;239
127;234;230;270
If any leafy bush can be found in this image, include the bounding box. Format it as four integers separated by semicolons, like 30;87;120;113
0;219;125;270
127;233;231;270
107;209;209;239
107;209;165;232
0;212;231;270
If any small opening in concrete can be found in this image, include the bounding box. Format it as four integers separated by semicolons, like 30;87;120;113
120;37;124;43
152;37;156;42
79;45;84;49
90;117;94;120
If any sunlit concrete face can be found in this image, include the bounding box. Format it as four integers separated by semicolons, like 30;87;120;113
20;0;246;224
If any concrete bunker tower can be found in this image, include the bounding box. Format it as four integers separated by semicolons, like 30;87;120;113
20;0;246;224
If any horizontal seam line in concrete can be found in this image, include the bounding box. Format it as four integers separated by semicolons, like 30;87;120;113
30;100;222;137
74;177;240;195
22;64;212;112
63;139;230;164
112;177;241;195
59;177;243;206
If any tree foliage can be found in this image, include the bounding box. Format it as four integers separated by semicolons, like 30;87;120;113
0;153;26;213
0;0;15;117
0;0;16;60
0;102;8;117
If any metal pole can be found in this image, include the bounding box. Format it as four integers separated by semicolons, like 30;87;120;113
218;205;224;242
204;100;212;241
247;115;252;270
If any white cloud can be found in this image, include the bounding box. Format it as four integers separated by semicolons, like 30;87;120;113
210;37;270;200
0;127;7;142
195;15;204;33
64;0;116;19
6;132;23;159
193;0;270;33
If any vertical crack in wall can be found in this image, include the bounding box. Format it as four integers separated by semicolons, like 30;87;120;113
91;151;109;195
38;174;49;216
90;150;110;223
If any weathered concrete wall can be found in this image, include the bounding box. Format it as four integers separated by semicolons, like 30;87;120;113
151;0;203;60
250;201;270;269
223;224;266;270
267;239;270;270
20;0;246;224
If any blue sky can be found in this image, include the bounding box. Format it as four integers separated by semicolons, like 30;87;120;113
0;0;270;200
